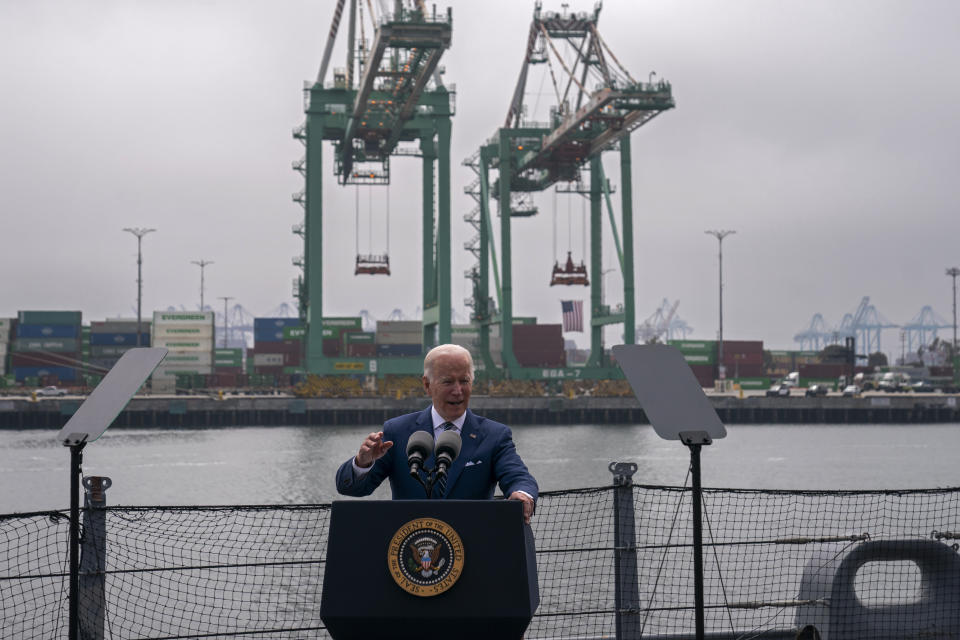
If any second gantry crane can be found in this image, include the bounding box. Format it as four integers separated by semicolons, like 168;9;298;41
464;1;674;379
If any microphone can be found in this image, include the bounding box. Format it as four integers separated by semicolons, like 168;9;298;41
435;430;462;478
406;430;434;477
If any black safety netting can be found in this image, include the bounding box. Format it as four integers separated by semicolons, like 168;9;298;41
3;485;959;639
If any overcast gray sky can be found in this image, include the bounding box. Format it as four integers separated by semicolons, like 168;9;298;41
1;0;958;355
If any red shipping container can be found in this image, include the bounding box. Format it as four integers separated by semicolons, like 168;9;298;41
722;340;763;353
687;364;717;388
322;338;341;357
254;366;284;375
515;352;566;367
724;364;764;377
722;352;763;366
513;324;563;349
346;343;377;358
251;340;302;354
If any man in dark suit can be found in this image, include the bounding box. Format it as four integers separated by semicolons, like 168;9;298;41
335;344;538;523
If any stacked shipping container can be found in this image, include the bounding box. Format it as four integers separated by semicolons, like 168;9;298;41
512;324;565;367
151;311;215;391
251;317;303;375
12;311;83;384
720;340;764;379
668;340;718;387
88;319;151;374
375;321;422;358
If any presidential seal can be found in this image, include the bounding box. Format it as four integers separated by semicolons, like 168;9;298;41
387;518;464;597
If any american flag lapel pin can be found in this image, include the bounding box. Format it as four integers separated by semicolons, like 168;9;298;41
469;433;477;438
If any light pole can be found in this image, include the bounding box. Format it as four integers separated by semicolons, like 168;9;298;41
218;296;233;349
191;260;214;311
705;229;735;379
123;227;156;346
947;267;960;383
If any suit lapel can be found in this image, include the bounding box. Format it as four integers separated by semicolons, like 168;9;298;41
442;409;484;496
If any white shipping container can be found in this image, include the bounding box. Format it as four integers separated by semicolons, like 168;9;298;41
376;320;421;333
0;328;9;343
0;342;7;356
253;353;284;367
162;351;213;366
152;337;215;351
153;364;213;377
0;318;13;330
153;311;215;324
152;325;215;339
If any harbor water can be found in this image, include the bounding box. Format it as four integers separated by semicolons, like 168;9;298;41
2;422;959;514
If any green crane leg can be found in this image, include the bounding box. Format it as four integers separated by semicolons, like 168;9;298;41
498;130;520;371
587;155;603;368
305;121;324;373
478;148;497;374
621;136;635;345
437;115;451;344
421;137;436;346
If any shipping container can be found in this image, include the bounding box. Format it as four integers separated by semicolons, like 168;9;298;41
152;325;215;339
345;331;376;344
253;353;285;367
721;340;763;354
723;363;764;377
18;311;82;326
89;333;150;346
254;327;290;343
799;363;848;379
734;377;772;390
0;328;10;343
89;345;135;357
151;337;214;351
375;331;422;345
14;365;77;382
721;352;763;366
668;340;717;353
0;318;15;330
376;344;423;357
163;352;213;366
282;326;306;340
12;338;79;353
253;317;305;331
153;311;215;324
250;340;301;355
90;320;151;334
346;343;377;358
15;324;80;338
322;338;341;357
687;364;717;388
11;352;81;368
682;353;716;365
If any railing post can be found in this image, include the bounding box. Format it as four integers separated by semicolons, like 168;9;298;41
610;461;640;640
79;476;111;640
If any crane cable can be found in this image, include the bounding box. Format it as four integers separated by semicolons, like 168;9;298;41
539;24;588;97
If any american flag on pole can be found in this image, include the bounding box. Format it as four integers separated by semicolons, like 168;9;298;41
561;300;583;332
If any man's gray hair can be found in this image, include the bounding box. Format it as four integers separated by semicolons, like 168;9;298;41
423;344;474;380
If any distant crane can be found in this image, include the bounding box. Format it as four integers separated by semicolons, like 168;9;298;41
834;296;898;355
793;313;832;351
901;305;951;353
636;299;693;343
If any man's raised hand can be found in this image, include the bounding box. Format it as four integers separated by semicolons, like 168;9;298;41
355;431;394;468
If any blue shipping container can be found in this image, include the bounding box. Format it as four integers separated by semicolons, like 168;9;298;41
254;327;289;343
89;333;150;346
14;366;78;382
253;317;302;331
16;324;79;338
376;344;423;357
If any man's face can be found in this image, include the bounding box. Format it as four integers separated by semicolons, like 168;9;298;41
423;353;472;421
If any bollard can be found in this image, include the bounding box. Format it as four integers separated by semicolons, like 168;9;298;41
79;476;112;640
610;461;640;640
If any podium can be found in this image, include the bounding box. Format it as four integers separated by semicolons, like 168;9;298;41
321;500;539;640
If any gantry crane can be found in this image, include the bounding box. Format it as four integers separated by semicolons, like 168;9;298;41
293;0;454;374
463;2;674;379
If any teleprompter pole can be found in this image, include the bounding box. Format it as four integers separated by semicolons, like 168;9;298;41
680;431;711;640
67;437;88;640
